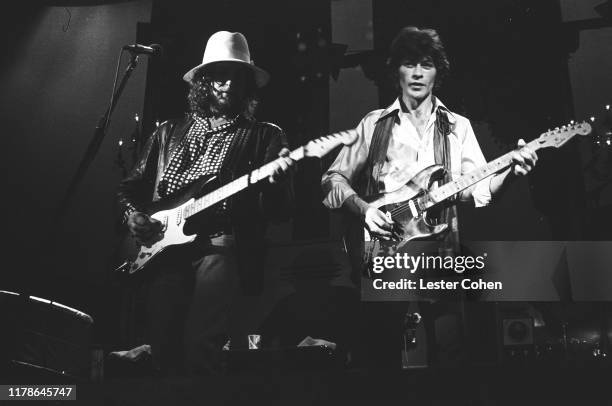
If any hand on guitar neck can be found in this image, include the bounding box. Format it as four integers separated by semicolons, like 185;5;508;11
511;138;539;176
268;147;295;184
489;138;539;197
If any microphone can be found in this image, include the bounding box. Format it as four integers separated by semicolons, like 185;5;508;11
122;43;162;56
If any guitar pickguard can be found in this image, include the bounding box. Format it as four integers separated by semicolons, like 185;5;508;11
365;164;449;242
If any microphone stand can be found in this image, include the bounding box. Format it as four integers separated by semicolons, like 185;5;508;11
54;52;141;222
17;51;143;300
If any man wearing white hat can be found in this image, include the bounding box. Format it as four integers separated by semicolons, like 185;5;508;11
117;31;294;375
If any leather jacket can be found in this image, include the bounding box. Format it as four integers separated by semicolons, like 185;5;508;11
117;114;294;294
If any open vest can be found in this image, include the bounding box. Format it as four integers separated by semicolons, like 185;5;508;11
358;108;460;256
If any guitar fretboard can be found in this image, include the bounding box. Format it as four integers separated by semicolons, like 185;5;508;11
183;146;307;220
424;139;542;208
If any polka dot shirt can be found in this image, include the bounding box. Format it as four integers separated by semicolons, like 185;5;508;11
158;116;237;198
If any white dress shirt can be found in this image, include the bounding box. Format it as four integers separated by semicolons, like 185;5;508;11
321;97;493;208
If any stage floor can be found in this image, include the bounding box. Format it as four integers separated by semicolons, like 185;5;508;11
5;363;611;405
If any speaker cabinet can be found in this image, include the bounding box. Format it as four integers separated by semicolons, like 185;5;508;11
501;316;535;362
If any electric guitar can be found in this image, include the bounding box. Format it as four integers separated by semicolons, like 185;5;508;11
364;122;592;243
116;129;357;275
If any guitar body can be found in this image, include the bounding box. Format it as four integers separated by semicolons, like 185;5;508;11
116;176;219;275
365;164;449;241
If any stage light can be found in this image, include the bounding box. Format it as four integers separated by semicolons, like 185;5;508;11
29;295;51;304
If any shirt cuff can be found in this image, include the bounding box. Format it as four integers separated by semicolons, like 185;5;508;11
322;184;357;209
472;177;493;207
122;203;139;224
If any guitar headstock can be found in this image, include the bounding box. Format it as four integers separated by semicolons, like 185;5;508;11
303;129;358;158
536;122;592;149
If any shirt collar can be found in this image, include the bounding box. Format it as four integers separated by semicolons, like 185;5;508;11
193;113;241;132
376;96;457;125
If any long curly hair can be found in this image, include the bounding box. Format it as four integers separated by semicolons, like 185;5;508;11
387;26;450;93
187;64;258;118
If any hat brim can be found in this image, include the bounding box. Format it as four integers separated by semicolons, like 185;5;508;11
183;59;270;88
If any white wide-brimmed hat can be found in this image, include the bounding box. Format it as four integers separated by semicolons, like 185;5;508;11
183;31;270;88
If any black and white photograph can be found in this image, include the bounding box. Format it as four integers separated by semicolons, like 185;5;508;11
1;0;611;404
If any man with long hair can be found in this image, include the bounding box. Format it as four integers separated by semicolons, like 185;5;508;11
117;31;294;375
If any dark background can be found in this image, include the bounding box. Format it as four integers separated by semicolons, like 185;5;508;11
1;0;611;369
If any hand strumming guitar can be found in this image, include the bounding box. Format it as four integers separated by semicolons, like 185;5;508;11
364;206;396;240
342;194;397;241
127;211;163;243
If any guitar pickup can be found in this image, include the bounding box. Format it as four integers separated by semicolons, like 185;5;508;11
407;199;419;217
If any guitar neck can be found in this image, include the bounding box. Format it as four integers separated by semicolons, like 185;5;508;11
425;138;546;208
183;146;306;220
180;128;357;220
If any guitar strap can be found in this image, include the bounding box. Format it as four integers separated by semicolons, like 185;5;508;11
433;108;460;256
359;112;397;197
